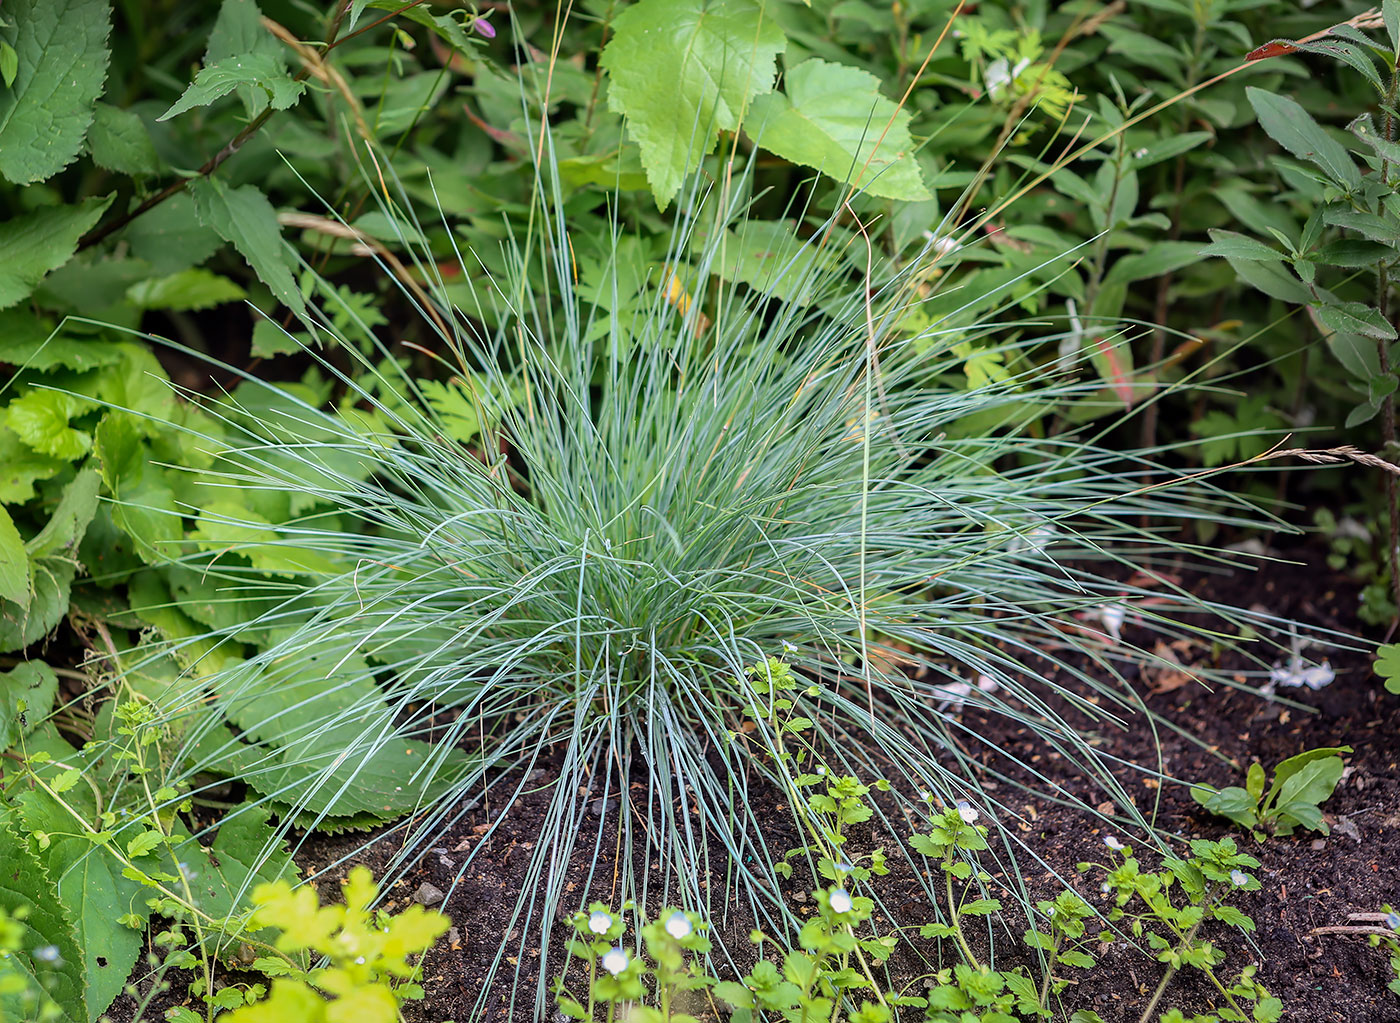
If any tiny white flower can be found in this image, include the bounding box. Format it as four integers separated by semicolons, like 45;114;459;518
354;956;366;965
601;946;629;975
1098;604;1125;645
588;910;613;935
829;887;853;914
664;911;692;940
835;856;854;874
1386;911;1400;930
33;945;60;963
956;799;979;824
1100;882;1113;895
1103;835;1125;851
1044;904;1056;918
1229;869;1249;887
782;640;798;654
919;789;932;802
816;765;827;776
1133;147;1149;159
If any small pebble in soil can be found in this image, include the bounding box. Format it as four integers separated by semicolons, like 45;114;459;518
589;797;618;815
1311;838;1327;850
414;881;446;906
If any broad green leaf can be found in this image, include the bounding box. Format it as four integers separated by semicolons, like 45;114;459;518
0;806;85;1022
1103;241;1207;286
158;54;306;122
1272;757;1346;833
0;0;112;185
1246;87;1360;191
0;313;120;372
86;102;158;176
0;196;114;309
94;414;182;565
120;193;224;276
747;59;930;201
0;426;67;504
1325;330;1381;381
4;390;94;461
1375;642;1400;694
601;0;786;208
1199;230;1285;263
1223;254;1312;305
706;220;840;303
26;468;100;560
126;268;246;312
1270;746;1351;793
14;787;147;1020
0;660;56;748
1189;784;1257;828
189;178;307;318
191;501;339;577
0;507;29;609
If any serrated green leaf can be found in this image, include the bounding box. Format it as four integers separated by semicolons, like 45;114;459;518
0;507;29;609
0;426;67;504
1246;87;1360;191
601;0;785;209
159;53;305;122
0;195;115;309
94;414;182;565
120;193;224;276
705;220;841;303
188;177;306;318
126;268;246;312
0;806;86;1022
25;468;100;560
0;660;56;748
747;59;930;201
5;390;94;461
86;102;158;176
0;0;112;185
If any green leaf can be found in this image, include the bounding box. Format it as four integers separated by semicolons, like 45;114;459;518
25;469;100;561
94;414;182;565
1376;642;1400;694
0;195;115;309
1246;87;1360;191
0;507;29;609
1315;301;1397;341
126;268;246;311
1199;230;1285;263
188;177;306;318
0;806;86;1022
0;42;17;89
159;53;305;122
1103;241;1207;286
120;193;224;276
14;785;146;1020
1189;784;1258;829
0;426;67;504
747;59;930;201
0;0;112;185
707;220;840;303
5;390;94;461
86;102;158;176
0;660;56;748
601;0;785;209
1224;253;1313;305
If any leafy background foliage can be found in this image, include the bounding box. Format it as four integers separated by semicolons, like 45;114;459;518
0;0;1389;1020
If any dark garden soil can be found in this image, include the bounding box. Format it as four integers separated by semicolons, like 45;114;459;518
106;541;1400;1023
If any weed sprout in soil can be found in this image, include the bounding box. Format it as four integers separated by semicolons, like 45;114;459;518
125;155;1294;1017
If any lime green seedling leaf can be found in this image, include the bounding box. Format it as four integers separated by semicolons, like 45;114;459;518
0;0;112;185
86;102;158;176
0;508;29;610
159;54;305;121
0;196;115;309
0;806;86;1022
601;0;785;209
747;59;930;201
1376;642;1400;694
1246;87;1360;191
126;268;246;312
189;178;306;318
0;660;57;749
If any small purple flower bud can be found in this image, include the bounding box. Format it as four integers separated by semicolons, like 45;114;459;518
473;17;496;39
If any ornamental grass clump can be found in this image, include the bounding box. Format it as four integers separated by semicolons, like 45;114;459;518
132;159;1288;1016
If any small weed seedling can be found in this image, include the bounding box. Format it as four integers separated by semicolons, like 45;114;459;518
1081;837;1280;1023
1190;747;1351;842
202;866;449;1023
